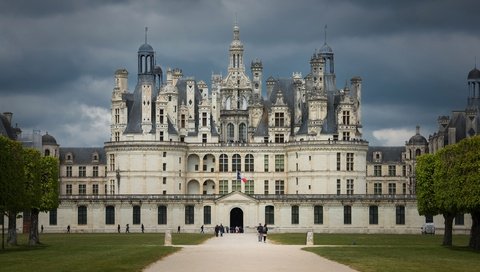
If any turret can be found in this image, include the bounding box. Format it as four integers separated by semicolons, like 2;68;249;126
251;59;263;101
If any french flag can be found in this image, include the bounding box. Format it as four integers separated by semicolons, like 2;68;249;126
237;171;247;183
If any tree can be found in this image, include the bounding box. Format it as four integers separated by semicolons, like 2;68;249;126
416;153;438;217
0;136;27;248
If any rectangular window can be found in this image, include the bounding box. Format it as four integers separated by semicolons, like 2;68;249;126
346;153;354;171
78;206;87;225
388;183;396;195
275;155;285;172
344;205;352;225
204;206;211;225
202;112;207;127
455;214;464;225
202;133;207;143
275;180;285;195
219;155;228;172
92;184;99;195
232;180;241;192
396;205;405;225
79;166;86;177
402;165;407;176
314;205;323;224
219;180;228;195
66;184;72;195
49;209;57;225
93;166;99;177
374;165;382;176
342;111;350;125
264;155;269;172
78;184;86;195
115;132;120;142
275;112;285;127
158;206;167;225
402;183;407;195
245;180;254;195
232;155;241;172
181;114;186;128
369;205;378;224
346;179;354;195
291;205;299;224
105;206;115;225
115;108;120;124
160;131;164;141
274;134;284;143
109;154;115;171
336;179;341;195
245;155;254;172
185;205;194;224
374;183;382;195
265;206;275;225
163;177;167;184
133;206;141;225
342;131;350;141
388;165;396;176
264;180;269;195
163;163;166;171
159;109;164;124
336;153;341;171
66;166;72;177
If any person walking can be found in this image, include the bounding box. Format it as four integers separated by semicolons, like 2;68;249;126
141;224;145;233
263;224;268;243
67;225;70;233
177;226;181;233
256;223;263;242
117;224;121;233
126;224;130;233
200;225;204;233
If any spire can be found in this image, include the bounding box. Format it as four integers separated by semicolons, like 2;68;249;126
324;24;327;45
145;27;148;44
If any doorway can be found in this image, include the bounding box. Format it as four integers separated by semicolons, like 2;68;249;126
229;207;243;232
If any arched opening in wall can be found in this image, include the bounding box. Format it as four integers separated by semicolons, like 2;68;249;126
230;207;243;231
187;180;200;194
203;154;215;172
203;180;215;195
187;154;200;172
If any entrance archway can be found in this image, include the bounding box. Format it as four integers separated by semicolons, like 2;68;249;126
230;207;243;231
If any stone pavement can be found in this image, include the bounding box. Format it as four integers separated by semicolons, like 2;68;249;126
143;233;357;272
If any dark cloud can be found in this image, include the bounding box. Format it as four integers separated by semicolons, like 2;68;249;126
0;0;478;146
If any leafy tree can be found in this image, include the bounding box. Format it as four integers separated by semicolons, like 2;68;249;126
0;136;27;248
416;153;438;216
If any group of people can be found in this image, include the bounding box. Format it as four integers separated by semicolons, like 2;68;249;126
257;223;268;243
117;223;144;233
214;224;225;236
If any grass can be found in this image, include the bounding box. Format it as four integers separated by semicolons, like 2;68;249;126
269;233;480;272
0;233;212;272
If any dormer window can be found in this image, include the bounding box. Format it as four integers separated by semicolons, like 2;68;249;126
92;152;99;163
373;152;382;163
66;153;73;163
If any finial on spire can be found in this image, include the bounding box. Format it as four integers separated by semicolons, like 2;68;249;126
324;24;328;45
235;12;238;27
145;27;148;44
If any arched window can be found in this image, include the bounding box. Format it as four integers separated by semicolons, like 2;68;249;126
245;154;254;172
239;123;247;142
44;149;50;156
219;154;228;172
227;123;235;142
232;154;241;172
415;149;421;156
105;205;115;225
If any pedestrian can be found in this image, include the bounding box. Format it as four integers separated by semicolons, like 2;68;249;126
126;224;130;233
117;224;120;233
200;225;204;233
256;223;263;242
141;224;144;233
263;224;268;243
220;224;224;237
214;225;219;237
67;225;70;233
177;225;180;233
41;225;44;233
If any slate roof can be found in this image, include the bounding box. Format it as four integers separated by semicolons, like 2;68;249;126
59;147;106;164
367;146;405;163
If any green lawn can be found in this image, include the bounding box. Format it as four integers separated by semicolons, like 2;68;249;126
269;233;480;272
0;233;211;272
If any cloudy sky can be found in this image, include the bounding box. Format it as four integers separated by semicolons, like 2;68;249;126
0;0;478;147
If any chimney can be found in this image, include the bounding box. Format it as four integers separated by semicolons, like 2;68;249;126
3;112;12;124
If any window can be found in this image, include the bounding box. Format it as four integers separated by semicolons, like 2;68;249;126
92;184;99;195
245;180;254;195
232;154;241;172
425;214;433;223
346;179;354;195
181;114;186;128
227;123;234;142
275;112;285;127
109;154;115;171
264;155;269;172
342;131;350;141
202;133;207;143
388;165;396;176
159;109;164;124
274;134;284;143
402;165;407;176
219;180;228;195
79;184;86;195
133;206;141;225
374;165;382;176
232;180;241;192
336;179;341;195
275;180;284;195
185;205;195;224
344;205;352;224
314;205;323;224
264;180;269;195
160;131;164;141
78;206;87;225
93;166;99;177
163;177;167;184
245;154;254;172
78;166;86;177
158;206;167;225
204;206;211;225
388;183;396;195
374;183;382;195
275;155;284;172
265;205;275;225
291;205;299;224
49;209;57;225
346;153;354;171
163;163;166;171
239;123;247;142
455;214;464;225
219;154;228;172
369;205;378;224
109;179;115;194
396;205;405;225
115;108;120;124
66;184;72;195
402;183;407;195
115;132;120;142
336;153;341;171
66;166;72;177
105;206;115;225
342;111;350;125
202;112;207;127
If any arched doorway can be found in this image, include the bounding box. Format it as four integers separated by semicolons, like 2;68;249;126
230;207;243;231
